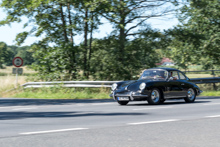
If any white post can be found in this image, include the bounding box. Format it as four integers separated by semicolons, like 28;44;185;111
16;68;18;88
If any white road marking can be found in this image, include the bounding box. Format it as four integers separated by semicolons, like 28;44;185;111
133;106;173;111
20;128;88;135
13;107;38;111
127;119;179;125
203;103;220;106
206;115;220;118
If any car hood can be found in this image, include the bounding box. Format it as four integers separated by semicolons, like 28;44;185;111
117;79;161;92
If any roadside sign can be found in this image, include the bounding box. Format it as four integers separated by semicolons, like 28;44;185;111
12;68;23;75
12;57;24;88
13;57;23;67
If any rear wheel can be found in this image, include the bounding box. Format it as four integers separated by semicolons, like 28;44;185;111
117;101;129;105
184;88;196;103
147;88;162;105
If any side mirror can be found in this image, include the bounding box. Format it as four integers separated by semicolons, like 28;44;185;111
168;77;173;81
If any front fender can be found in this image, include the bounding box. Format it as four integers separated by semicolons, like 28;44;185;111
194;86;203;96
192;84;203;96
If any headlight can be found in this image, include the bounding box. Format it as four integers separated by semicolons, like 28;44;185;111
139;83;146;90
111;83;117;91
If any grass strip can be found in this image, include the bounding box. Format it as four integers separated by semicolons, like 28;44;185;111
2;85;220;99
201;91;220;96
13;91;110;99
11;87;111;99
12;89;220;99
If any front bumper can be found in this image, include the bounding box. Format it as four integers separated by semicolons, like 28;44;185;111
197;89;203;96
110;91;148;101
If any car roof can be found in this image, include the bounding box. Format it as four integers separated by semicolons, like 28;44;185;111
147;67;181;72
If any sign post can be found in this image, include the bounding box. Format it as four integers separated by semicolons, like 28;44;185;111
12;57;23;88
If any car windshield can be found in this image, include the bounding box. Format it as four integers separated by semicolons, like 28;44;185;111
139;69;168;80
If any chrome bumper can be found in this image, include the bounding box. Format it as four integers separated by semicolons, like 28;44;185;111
110;91;148;101
197;90;203;96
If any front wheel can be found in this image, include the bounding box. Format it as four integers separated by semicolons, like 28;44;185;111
117;101;129;105
160;99;166;104
147;88;162;105
184;88;196;103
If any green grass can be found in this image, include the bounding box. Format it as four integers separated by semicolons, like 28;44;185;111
13;91;110;99
10;86;220;99
201;91;220;96
13;90;220;99
186;74;214;78
12;87;111;99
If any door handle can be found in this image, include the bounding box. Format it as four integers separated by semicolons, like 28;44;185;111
181;83;185;85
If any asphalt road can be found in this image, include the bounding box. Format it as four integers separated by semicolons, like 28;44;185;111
0;96;220;147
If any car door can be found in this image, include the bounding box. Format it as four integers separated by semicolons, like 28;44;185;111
177;72;191;96
165;71;185;98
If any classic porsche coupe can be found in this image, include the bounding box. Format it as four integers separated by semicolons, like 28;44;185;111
110;67;203;105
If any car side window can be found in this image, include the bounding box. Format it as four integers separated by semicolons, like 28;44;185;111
170;71;179;80
173;71;179;80
179;72;186;80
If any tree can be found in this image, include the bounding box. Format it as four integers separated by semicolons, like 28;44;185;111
0;0;102;80
95;0;177;57
164;27;203;69
0;0;180;80
74;0;101;78
0;42;9;68
90;0;179;76
1;45;35;66
0;0;86;80
89;28;162;80
167;0;220;69
15;46;35;65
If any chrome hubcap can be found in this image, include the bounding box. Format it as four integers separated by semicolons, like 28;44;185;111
151;90;159;102
188;89;195;100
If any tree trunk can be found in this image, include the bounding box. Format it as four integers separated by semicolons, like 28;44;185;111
118;0;126;64
60;4;68;42
67;2;76;79
83;8;88;78
87;12;94;78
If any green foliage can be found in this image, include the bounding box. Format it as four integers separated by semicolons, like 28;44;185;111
0;42;10;68
0;0;181;81
167;0;220;70
31;42;80;81
89;28;161;80
2;45;35;66
92;0;177;78
15;32;29;46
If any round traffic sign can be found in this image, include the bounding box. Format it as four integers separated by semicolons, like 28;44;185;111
13;57;23;67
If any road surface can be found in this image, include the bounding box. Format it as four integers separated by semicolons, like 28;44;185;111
0;96;220;147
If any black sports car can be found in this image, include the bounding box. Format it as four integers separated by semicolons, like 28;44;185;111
110;67;203;105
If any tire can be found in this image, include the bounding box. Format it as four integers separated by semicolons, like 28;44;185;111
160;99;166;104
117;101;129;105
184;88;196;103
147;88;162;105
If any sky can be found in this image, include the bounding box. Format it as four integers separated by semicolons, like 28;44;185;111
0;8;179;46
